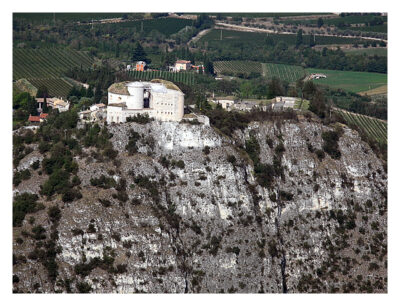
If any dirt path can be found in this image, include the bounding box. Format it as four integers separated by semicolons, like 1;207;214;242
215;22;387;43
188;28;212;45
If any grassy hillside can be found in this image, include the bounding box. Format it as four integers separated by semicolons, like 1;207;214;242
344;48;387;57
306;68;387;93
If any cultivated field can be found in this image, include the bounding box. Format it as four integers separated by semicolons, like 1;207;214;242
335;108;387;144
262;63;305;83
13;48;94;80
306;68;387;93
27;78;74;98
13;48;94;97
214;61;305;83
200;29;369;46
128;70;196;86
214;61;262;75
87;18;193;37
13;13;132;25
358;85;387;96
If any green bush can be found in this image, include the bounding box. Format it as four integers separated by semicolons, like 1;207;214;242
322;130;342;159
126;113;153;124
40;169;70;197
13;193;41;227
76;282;92;293
176;160;185;169
31;225;46;240
90;175;116;189
48;206;61;223
31;160;40;170
227;155;237;164
125;130;141;155
13;169;31;186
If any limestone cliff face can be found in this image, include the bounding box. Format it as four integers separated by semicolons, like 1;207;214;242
13;119;387;293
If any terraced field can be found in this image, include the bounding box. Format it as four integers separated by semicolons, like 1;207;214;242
335;108;387;144
128;70;196;86
13;48;94;80
262;63;305;83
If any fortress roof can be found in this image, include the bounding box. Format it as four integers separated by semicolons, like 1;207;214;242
108;81;130;95
108;80;182;95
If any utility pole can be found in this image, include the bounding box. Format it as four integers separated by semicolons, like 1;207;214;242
141;21;143;32
220;29;222;40
53;13;56;26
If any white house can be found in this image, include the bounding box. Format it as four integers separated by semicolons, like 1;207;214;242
174;60;191;72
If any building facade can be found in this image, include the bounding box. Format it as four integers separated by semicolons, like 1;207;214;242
106;80;184;124
174;60;191;71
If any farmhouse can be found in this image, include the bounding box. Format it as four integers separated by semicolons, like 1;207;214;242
28;113;48;125
272;96;298;110
106;79;184;124
174;60;191;72
212;96;238;110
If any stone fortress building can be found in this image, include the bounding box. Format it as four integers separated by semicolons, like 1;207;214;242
106;79;184;124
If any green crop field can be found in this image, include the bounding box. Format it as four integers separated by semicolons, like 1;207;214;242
344;48;387;57
13;48;94;80
306;68;387;93
127;70;197;86
13;13;132;25
213;61;305;83
356;24;387;33
335;108;387;145
262;63;305;83
87;18;193;37
214;61;305;83
27;78;74;98
200;29;369;47
13;48;94;97
214;61;262;75
281;15;387;30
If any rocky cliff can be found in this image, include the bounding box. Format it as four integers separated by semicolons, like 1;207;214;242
12;118;387;293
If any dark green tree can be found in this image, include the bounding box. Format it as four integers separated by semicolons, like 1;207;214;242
42;97;49;113
115;42;120;58
36;85;49;99
131;42;148;63
317;18;324;28
94;85;102;103
27;95;38;116
309;34;316;47
296;29;303;48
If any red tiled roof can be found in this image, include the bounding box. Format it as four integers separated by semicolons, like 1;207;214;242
40;113;48;119
176;60;191;64
28;115;40;122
